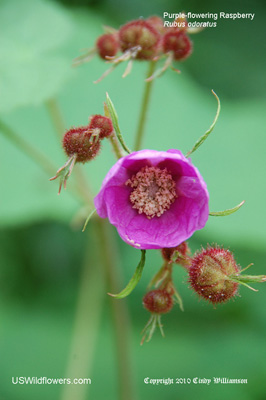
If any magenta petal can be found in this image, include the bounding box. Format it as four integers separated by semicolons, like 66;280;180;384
94;149;209;249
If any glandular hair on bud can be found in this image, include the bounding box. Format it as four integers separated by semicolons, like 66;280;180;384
143;289;173;314
119;19;160;60
189;247;239;304
162;31;192;60
146;16;165;35
89;115;113;139
63;126;101;163
96;33;119;59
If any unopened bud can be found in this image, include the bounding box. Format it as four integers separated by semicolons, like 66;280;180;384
189;247;239;303
162;31;192;60
63;126;101;163
89;115;113;139
143;289;173;314
96;33;119;59
119;19;160;60
146;16;165;35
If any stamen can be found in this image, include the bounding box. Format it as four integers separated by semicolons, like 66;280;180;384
126;166;177;218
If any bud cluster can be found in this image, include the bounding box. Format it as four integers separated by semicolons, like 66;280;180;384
63;114;113;163
100;16;192;61
50;114;113;193
140;241;266;344
141;241;191;344
75;15;195;81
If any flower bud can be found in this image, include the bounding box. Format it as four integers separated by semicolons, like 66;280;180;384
63;126;101;163
146;16;165;35
143;289;173;314
172;15;188;32
162;31;192;60
89;115;113;139
161;241;191;266
119;19;160;60
189;247;239;303
96;33;119;59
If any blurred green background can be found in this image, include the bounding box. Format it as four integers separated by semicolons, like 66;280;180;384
1;0;266;399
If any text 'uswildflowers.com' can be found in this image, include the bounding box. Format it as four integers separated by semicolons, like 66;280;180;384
12;377;91;385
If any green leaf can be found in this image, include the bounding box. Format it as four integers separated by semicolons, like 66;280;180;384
0;0;73;112
106;93;131;154
108;250;146;299
209;200;245;217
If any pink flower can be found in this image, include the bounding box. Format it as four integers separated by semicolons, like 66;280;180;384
94;149;209;249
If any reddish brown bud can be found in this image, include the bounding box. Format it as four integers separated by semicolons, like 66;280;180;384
96;33;119;59
146;16;165;35
119;19;160;60
189;247;239;304
143;289;173;314
162;31;192;60
171;16;188;32
89;115;113;139
161;241;190;266
63;126;100;163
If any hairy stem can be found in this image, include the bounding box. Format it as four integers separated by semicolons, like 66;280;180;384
109;133;125;159
60;230;105;400
45;98;65;139
95;218;135;400
0;118;56;176
0;119;90;205
134;61;156;151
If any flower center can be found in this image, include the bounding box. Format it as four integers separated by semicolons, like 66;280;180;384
125;166;177;219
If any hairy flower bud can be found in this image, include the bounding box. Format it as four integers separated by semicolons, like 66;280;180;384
96;33;119;59
172;15;188;32
143;289;173;314
146;16;165;35
63;126;101;163
189;247;239;303
89;115;113;139
162;31;192;60
119;19;160;59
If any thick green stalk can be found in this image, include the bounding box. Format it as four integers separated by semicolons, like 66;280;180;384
95;219;135;400
134;62;156;151
45;98;65;140
109;133;125;159
60;230;105;400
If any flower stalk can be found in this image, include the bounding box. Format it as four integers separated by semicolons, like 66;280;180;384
95;218;135;400
134;61;157;151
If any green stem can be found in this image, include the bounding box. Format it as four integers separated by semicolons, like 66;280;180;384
95;218;135;400
134;61;156;151
60;230;106;400
0;119;90;205
0;118;56;176
109;133;125;159
45;98;65;139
